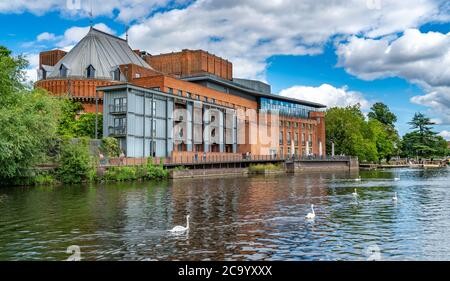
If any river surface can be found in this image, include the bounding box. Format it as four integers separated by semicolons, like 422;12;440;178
1;168;450;261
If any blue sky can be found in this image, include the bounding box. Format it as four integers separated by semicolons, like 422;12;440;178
1;0;450;138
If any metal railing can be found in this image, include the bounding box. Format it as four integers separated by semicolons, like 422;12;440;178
103;154;354;167
108;126;126;136
109;104;127;114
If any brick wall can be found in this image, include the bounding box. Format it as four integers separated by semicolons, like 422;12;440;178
39;50;67;67
144;49;233;81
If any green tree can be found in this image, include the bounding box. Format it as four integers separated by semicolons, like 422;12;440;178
57;138;93;184
57;99;103;139
0;46;62;182
368;102;400;161
368;102;397;127
401;112;448;158
326;105;378;162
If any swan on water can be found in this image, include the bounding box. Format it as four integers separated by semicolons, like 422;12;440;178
392;192;398;201
355;176;361;182
394;177;400;181
352;188;358;197
305;204;316;220
169;215;190;232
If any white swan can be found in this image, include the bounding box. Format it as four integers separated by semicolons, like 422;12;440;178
169;215;190;232
354;176;361;182
305;204;316;220
394;177;400;181
392;192;398;201
352;188;358;197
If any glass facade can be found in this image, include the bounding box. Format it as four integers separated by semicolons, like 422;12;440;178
259;97;322;118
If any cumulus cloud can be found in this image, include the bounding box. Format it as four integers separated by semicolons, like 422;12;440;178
438;130;450;140
0;0;182;22
124;0;443;80
279;84;371;109
23;53;39;82
37;32;57;41
337;28;450;124
55;23;115;47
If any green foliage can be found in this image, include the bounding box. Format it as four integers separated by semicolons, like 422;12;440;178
325;104;400;163
100;137;121;157
146;159;169;179
34;171;57;186
104;166;138;181
173;166;189;171
368;102;397;127
248;163;283;173
57;99;102;139
103;161;168;182
0;46;62;181
75;113;102;139
56;138;94;184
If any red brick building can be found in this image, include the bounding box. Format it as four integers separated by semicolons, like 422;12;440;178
35;27;326;157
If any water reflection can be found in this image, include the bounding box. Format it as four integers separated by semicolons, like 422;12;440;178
0;168;450;260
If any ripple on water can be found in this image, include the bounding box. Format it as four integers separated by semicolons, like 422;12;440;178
1;168;450;260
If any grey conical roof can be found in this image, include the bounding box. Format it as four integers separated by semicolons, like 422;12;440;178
47;27;152;80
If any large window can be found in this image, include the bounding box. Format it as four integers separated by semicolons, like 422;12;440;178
260;97;323;118
113;97;127;113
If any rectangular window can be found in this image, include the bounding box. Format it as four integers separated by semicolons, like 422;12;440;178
168;88;174;94
186;92;191;98
177;90;182;96
287;132;291;145
279;131;283;145
302;133;305;146
113;97;127;113
152;100;156;116
152;119;156;137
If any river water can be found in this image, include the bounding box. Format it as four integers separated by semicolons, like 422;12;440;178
1;168;450;261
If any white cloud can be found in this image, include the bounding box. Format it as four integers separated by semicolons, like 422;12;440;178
37;32;57;41
124;0;444;80
438;130;450;140
279;84;371;109
23;53;39;82
337;28;450;124
56;23;115;48
0;0;186;22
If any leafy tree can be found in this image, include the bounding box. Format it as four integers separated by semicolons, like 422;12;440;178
368;102;400;161
56;138;93;184
401;112;448;158
57;99;103;138
0;46;62;182
326;105;377;162
368;102;397;127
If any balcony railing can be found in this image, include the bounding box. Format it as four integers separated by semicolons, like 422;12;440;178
109;104;127;114
109;126;126;136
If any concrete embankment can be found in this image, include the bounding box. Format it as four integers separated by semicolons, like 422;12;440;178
169;158;359;179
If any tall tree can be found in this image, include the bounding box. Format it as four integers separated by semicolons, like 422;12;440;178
401;112;448;158
368;102;400;161
368;102;397;128
0;46;62;182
